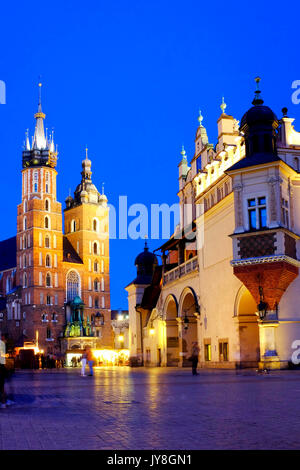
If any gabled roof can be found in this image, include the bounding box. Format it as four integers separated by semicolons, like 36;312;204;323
140;266;163;310
0;236;16;272
63;237;83;264
226;152;281;173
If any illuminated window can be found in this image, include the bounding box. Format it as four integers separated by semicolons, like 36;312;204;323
248;197;267;230
66;270;80;302
204;343;211;361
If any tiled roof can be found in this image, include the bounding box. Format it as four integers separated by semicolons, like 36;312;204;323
0;236;16;272
63;237;83;264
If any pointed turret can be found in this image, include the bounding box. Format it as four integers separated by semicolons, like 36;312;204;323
33;82;47;150
22;82;57;168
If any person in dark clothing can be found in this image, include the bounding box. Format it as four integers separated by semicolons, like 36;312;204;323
191;342;200;376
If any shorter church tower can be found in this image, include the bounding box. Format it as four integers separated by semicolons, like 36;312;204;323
63;150;112;349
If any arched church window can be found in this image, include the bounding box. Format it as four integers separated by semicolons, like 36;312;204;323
93;242;98;255
45;255;51;267
45;235;50;248
94;261;98;273
93;219;99;232
45;172;49;193
45;216;50;229
71;220;76;232
24;200;28;213
66;270;80;302
33;171;38;193
94;278;99;291
23;273;27;288
23;217;27;231
45;199;50;211
46;273;51;287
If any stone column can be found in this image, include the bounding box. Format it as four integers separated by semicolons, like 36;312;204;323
258;319;280;369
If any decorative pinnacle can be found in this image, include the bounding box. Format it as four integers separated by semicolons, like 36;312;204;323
198;110;203;127
220;97;227;114
144;235;149;251
102;182;105;195
252;76;264;106
282;107;288;117
85;146;88;160
180;145;187;160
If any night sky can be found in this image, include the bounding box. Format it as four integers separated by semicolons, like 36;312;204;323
1;0;299;308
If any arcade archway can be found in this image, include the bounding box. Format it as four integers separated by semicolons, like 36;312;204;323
164;295;179;366
235;286;260;367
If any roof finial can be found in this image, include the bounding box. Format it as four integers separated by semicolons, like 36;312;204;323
180;144;187;161
252;76;264;106
144;235;149;251
198;109;203;127
38;78;42;112
220;97;227;114
85;146;88;160
102;182;105;195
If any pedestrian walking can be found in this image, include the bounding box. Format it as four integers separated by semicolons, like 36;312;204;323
191;341;200;376
0;334;7;408
81;349;87;376
86;347;94;376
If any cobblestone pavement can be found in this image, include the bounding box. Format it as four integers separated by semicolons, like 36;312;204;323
1;367;300;450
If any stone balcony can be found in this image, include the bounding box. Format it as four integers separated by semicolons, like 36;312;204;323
163;256;199;285
231;227;300;267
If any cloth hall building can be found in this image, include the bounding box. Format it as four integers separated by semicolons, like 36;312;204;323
126;80;300;370
0;86;113;354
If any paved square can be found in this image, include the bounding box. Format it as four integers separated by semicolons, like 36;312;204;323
1;367;300;450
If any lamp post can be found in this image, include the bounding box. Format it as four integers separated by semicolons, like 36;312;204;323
257;285;268;320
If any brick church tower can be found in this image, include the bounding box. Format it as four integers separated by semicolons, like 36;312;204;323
63;150;112;349
16;83;65;350
13;84;113;354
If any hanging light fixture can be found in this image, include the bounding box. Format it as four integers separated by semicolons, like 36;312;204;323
149;322;155;335
257;285;268;320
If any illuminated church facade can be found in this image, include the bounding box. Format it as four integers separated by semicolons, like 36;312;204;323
127;80;300;370
0;85;113;354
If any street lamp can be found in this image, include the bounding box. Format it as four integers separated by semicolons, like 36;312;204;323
257;285;268;320
149;322;155;335
183;315;189;330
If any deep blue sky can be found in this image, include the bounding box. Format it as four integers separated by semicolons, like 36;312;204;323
1;0;300;309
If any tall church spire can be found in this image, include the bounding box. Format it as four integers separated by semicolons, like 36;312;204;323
33;82;47;150
22;83;57;169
